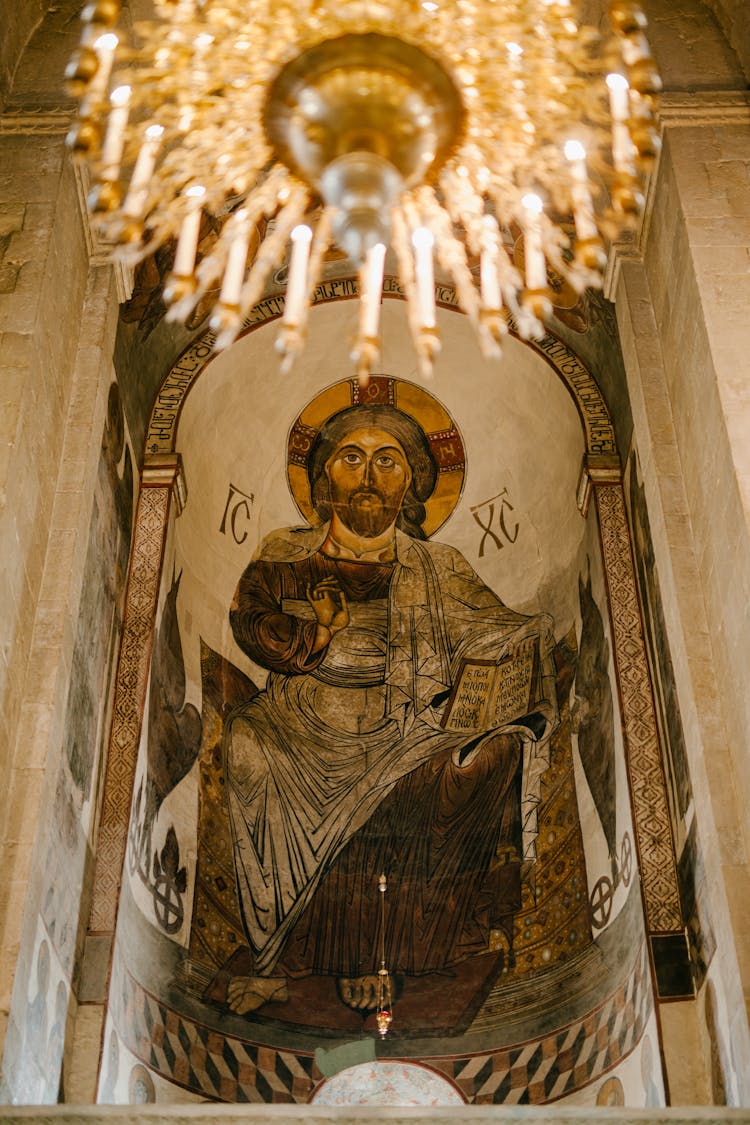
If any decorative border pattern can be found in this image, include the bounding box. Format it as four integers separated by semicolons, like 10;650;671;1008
658;89;750;126
594;483;682;933
0;106;72;134
111;944;651;1105
144;280;616;458
89;484;172;933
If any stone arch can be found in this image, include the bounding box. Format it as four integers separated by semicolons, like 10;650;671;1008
87;277;683;1104
144;280;617;466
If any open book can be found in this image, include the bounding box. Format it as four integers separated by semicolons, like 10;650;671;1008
441;638;541;734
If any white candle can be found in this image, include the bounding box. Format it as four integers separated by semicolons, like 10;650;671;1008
89;33;118;102
220;215;251;306
521;193;546;290
606;73;632;171
621;34;649;67
412;226;436;329
100;84;130;180
123;124;164;216
612;120;632;170
606;72;629;121
174;185;205;276
362;242;386;337
284;224;312;325
191;31;214;88
564;140;598;241
480;216;501;310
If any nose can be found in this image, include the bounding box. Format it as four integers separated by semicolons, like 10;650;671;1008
363;456;373;487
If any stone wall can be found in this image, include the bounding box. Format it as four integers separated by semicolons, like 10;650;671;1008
610;8;750;1100
0;0;134;1099
650;116;750;896
645;0;745;90
0;0;47;111
0;121;124;1098
704;0;750;80
613;97;750;1102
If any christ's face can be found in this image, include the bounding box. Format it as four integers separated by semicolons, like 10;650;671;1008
325;427;412;539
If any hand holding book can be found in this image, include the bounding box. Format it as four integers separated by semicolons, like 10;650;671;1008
441;636;544;735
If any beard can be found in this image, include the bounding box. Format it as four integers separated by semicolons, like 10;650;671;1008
333;488;399;538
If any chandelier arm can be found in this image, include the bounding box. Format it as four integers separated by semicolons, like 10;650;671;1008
391;205;421;345
439;170;486;259
239;187;309;321
276;206;335;376
391;205;439;380
419;189;481;328
352;238;387;388
306;207;335;298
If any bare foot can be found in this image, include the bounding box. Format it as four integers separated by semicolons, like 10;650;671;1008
337;974;380;1012
226;975;288;1014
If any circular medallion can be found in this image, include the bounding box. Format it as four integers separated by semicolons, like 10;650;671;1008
129;1064;156;1104
286;374;465;536
596;1075;625;1106
310;1061;466;1106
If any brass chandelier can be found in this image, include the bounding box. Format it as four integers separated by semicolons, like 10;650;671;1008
66;0;661;380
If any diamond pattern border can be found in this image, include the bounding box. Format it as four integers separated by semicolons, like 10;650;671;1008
111;943;651;1104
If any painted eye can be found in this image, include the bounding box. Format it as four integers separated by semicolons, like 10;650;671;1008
376;455;395;469
342;452;362;466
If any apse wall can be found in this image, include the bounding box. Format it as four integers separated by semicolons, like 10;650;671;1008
102;298;664;1106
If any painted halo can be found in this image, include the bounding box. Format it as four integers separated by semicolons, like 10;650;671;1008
286;375;466;537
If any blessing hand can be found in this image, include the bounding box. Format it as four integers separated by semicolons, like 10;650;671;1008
503;632;535;662
306;577;349;635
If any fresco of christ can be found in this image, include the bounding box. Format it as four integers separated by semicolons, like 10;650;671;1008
223;384;559;1016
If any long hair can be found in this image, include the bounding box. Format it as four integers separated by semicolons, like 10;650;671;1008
307;404;438;539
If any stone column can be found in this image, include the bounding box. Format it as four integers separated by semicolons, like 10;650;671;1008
610;90;750;1101
0;108;122;1094
67;456;186;1103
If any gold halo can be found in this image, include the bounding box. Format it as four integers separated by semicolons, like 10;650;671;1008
287;375;466;538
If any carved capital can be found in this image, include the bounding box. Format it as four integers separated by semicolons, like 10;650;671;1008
0;106;72;135
73;162;134;302
577;453;622;516
142;452;188;515
659;88;750;126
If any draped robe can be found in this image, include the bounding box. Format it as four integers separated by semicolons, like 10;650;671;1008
224;524;557;977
